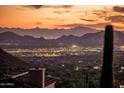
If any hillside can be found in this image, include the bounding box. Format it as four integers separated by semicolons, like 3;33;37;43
0;48;30;78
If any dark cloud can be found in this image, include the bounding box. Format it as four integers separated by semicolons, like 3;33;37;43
23;5;73;10
41;18;65;22
23;5;44;9
93;12;107;20
107;15;124;23
93;7;124;23
42;18;56;20
61;5;73;8
80;18;97;22
50;5;73;9
36;22;42;25
113;6;124;13
93;9;111;20
55;23;83;28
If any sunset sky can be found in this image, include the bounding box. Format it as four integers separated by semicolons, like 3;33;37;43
0;5;124;30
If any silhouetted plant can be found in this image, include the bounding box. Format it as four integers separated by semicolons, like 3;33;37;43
85;72;88;87
100;25;113;88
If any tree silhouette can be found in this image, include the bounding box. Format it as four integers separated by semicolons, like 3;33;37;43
100;25;113;88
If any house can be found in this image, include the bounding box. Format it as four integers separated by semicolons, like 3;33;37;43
10;68;56;88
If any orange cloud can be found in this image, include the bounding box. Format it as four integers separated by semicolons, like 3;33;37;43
0;5;124;31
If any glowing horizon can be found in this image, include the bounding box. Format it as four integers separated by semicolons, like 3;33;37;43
0;5;124;31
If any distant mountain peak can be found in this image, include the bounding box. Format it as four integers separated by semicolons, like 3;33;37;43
0;30;124;48
0;31;15;35
0;26;98;39
0;31;21;38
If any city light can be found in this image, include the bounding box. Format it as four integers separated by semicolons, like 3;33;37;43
4;46;103;57
71;45;78;48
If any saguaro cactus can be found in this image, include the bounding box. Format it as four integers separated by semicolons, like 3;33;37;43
100;25;113;88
